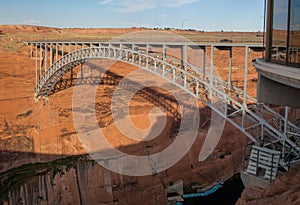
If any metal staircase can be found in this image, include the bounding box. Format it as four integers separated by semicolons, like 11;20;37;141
246;145;281;181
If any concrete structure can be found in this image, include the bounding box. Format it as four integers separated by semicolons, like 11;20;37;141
241;171;270;189
253;0;300;108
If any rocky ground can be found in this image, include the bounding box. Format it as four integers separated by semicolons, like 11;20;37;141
237;164;300;205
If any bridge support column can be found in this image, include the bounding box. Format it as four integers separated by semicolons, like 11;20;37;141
50;43;53;66
39;43;42;77
209;46;214;99
45;43;48;73
242;46;249;128
181;45;188;68
163;44;167;59
146;44;149;68
203;46;206;81
30;43;33;58
228;47;233;103
182;45;188;88
35;43;38;86
163;44;167;76
62;43;64;57
56;43;58;62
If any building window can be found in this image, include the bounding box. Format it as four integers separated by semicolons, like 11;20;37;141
269;0;300;67
271;0;288;63
288;0;300;65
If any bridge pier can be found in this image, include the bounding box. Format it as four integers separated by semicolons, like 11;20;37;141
39;43;43;78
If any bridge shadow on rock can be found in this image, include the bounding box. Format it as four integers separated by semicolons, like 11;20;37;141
48;61;192;123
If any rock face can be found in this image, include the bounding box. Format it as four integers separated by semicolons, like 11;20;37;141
237;165;300;205
0;156;167;205
1;156;170;205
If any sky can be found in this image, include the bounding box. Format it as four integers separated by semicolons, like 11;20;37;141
0;0;265;31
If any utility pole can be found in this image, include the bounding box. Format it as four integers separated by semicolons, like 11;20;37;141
181;19;189;30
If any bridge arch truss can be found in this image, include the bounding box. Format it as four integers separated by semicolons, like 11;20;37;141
27;41;300;170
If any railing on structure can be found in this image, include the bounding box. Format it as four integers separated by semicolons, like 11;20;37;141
26;41;300;171
244;143;282;182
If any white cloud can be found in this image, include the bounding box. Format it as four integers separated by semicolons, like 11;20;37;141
98;0;198;13
98;0;113;5
23;20;40;24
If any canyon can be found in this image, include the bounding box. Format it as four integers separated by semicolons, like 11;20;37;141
0;25;299;205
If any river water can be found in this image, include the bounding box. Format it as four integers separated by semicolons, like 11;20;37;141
184;174;245;205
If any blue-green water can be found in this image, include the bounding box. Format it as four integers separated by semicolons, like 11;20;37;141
184;174;245;205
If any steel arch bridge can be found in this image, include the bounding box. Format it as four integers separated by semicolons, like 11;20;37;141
27;41;300;179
